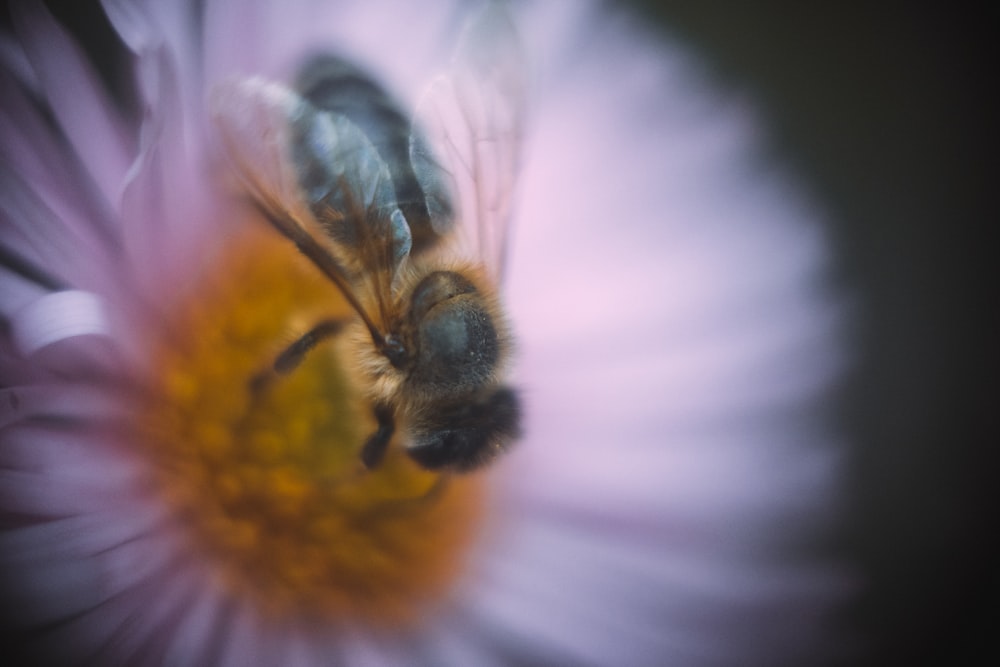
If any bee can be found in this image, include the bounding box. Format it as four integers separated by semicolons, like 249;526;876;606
211;4;524;473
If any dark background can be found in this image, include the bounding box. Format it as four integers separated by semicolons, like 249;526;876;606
4;2;998;665
633;4;997;666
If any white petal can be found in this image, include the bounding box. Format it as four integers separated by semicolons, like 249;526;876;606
11;290;110;355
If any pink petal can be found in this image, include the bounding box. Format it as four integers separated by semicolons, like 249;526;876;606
10;1;135;211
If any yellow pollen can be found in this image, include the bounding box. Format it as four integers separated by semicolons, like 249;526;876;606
135;228;484;626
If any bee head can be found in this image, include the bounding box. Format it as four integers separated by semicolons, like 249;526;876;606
403;270;502;397
406;387;521;472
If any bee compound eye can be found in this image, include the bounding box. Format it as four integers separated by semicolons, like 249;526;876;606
406;388;521;472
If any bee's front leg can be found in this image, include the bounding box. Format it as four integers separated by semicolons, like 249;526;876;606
360;403;395;469
249;318;347;394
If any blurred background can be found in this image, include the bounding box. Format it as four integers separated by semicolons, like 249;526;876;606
629;4;997;665
5;2;997;665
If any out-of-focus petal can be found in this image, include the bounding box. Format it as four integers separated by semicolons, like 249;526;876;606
9;1;135;210
10;290;109;355
0;74;122;288
119;45;210;299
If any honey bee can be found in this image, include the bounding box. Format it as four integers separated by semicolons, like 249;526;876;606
211;4;524;473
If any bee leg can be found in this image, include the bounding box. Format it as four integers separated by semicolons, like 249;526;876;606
249;318;347;394
360;403;395;469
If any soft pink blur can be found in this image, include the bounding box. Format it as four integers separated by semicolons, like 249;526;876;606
1;2;852;665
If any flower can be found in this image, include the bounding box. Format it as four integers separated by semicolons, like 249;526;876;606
2;1;850;665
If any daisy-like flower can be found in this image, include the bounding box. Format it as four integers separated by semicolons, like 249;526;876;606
2;1;850;665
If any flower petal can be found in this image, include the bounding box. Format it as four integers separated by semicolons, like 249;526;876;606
9;1;135;211
0;70;123;288
10;290;109;355
160;574;235;665
0;498;171;630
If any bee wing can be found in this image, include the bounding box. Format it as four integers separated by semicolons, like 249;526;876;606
412;2;526;283
211;78;412;331
210;77;319;245
289;98;413;279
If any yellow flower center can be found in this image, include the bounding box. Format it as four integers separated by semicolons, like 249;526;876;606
134;227;484;626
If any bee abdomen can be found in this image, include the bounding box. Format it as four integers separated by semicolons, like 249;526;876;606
295;54;452;254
